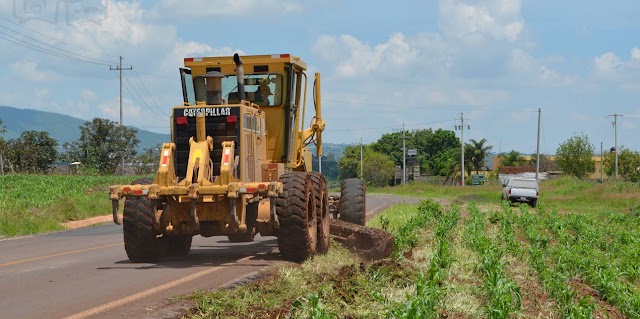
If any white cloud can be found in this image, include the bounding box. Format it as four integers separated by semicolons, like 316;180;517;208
10;60;57;81
594;52;622;78
151;0;303;18
631;48;640;61
312;33;419;78
438;0;524;42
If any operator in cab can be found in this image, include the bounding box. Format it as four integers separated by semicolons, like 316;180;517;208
254;79;272;106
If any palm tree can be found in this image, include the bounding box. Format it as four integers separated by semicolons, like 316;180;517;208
468;138;493;174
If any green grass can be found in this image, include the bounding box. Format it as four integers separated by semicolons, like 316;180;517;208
0;174;151;237
182;177;640;318
370;176;640;214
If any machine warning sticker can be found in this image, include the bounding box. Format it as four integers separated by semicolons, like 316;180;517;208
183;107;231;117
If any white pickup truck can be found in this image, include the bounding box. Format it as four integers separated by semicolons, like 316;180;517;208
501;178;539;207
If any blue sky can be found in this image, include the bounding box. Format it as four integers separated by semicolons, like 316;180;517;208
0;0;639;156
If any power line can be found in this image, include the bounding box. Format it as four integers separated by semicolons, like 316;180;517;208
330;119;456;132
112;71;166;122
123;72;167;119
323;99;539;113
0;17;116;60
132;68;166;115
0;31;110;66
0;25;115;65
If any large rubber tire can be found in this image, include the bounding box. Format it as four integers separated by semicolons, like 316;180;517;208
276;172;317;262
227;202;258;242
163;235;192;257
338;178;366;225
309;172;330;254
123;178;164;263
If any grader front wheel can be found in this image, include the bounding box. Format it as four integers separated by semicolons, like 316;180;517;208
338;178;366;226
123;178;164;263
276;172;317;262
309;172;330;254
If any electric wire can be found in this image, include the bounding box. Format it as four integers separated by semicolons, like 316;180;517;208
122;72;168;120
111;71;166;122
330;119;456;132
0;31;110;65
132;68;166;114
323;99;539;113
0;17;117;61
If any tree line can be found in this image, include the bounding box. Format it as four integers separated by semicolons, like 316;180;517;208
0;117;158;175
1;116;636;183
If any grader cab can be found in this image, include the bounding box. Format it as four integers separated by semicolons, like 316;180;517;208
109;54;369;262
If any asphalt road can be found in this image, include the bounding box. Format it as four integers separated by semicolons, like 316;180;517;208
0;194;424;319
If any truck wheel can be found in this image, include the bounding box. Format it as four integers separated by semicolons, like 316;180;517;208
338;178;366;226
163;235;192;256
227;202;258;242
309;172;330;254
123;178;164;262
276;172;317;262
530;199;537;208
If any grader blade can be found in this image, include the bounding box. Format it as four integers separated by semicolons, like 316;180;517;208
329;219;394;261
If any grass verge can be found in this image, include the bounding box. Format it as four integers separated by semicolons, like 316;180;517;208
0;174;150;236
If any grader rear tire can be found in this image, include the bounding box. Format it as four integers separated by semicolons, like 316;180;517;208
123;178;164;263
309;172;330;254
338;178;366;226
227;202;258;242
276;172;317;262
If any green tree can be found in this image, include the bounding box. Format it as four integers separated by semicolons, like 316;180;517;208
443;150;462;185
134;144;161;174
337;145;362;180
61;118;140;174
555;134;595;179
370;131;406;166
500;150;523;167
527;154;555;172
371;128;460;176
468;138;493;173
0;118;6;174
362;150;394;186
5;131;58;173
603;147;640;181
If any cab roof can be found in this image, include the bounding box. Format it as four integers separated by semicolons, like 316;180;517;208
183;54;307;71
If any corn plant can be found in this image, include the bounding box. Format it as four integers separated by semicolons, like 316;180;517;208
465;204;521;319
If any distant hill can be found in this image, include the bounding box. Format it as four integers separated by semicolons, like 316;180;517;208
0;105;348;156
0;105;169;150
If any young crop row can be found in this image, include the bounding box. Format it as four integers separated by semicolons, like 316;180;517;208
388;202;460;318
465;203;521;319
533;206;640;318
507;205;595;317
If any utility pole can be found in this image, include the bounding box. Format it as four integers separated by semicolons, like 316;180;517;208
402;124;406;184
360;137;363;180
608;113;622;179
600;141;604;183
110;56;132;175
455;113;469;186
536;108;541;181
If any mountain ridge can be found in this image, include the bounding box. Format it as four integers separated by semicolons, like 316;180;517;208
0;105;349;157
0;105;169;150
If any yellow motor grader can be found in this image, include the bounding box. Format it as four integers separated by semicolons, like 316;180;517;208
109;54;367;262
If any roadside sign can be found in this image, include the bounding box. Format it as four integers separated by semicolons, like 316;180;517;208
471;174;485;186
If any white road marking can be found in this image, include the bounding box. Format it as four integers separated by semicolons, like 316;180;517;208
65;255;254;319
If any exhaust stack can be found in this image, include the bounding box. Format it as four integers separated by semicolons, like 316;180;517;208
233;53;245;101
